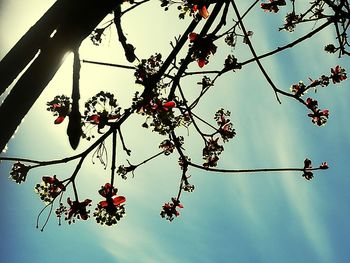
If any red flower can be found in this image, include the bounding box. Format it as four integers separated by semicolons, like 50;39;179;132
99;196;126;208
197;58;206;68
88;114;101;124
47;95;71;124
191;4;209;18
87;111;120;133
54;116;66;124
94;183;126;226
189;32;198;42
189;32;217;67
331;65;347;83
199;6;209;19
97;183;126;209
162;101;176;109
98;183;117;197
40;175;66;199
66;198;92;223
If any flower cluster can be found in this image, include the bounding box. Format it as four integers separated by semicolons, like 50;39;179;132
182;182;195;192
261;0;286;13
214;109;236;142
289;66;347;126
225;32;237;48
302;159;329;180
34;176;66;203
202;109;236;167
203;137;223;168
66;198;92;224
134;53;163;86
117;163;136;179
83;91;121;137
280;12;301;32
159;139;176;155
90;28;106;46
331;65;347;83
324;44;337;54
290;81;307;97
306;98;329;126
160;197;183;221
55;202;67;225
189;32;217;68
135;97;182;134
302;158;313;180
47;91;122;141
46;95;71;124
94;183;126;226
198;76;212;90
9;162;30;184
182;176;195;192
160;0;209;19
192;2;209;19
224;55;241;71
178;155;191;170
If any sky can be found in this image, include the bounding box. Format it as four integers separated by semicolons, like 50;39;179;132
1;1;350;263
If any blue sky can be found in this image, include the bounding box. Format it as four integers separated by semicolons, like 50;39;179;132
1;1;350;263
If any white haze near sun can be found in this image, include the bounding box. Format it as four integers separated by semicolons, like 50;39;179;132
1;1;350;263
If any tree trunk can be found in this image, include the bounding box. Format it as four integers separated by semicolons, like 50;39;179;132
0;0;70;95
0;0;117;152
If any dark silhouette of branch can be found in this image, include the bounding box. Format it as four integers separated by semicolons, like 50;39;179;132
67;46;83;149
82;59;135;70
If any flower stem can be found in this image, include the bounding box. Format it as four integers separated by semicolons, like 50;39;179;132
111;130;117;186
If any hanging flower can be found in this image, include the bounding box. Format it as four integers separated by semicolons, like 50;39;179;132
83;91;121;138
159;139;175;155
189;32;217;68
66;197;92;224
9;162;31;184
94;183;126;226
215;109;236;142
47;95;71;124
308;109;329;126
134;53;163;85
330;65;347;83
198;5;209;19
160;197;184;221
117;164;137;179
281;12;300;32
305;98;318;111
35;175;66;203
302;158;313;180
87;110;119;132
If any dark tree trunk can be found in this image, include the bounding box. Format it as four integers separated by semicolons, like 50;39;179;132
0;0;117;152
0;0;69;95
